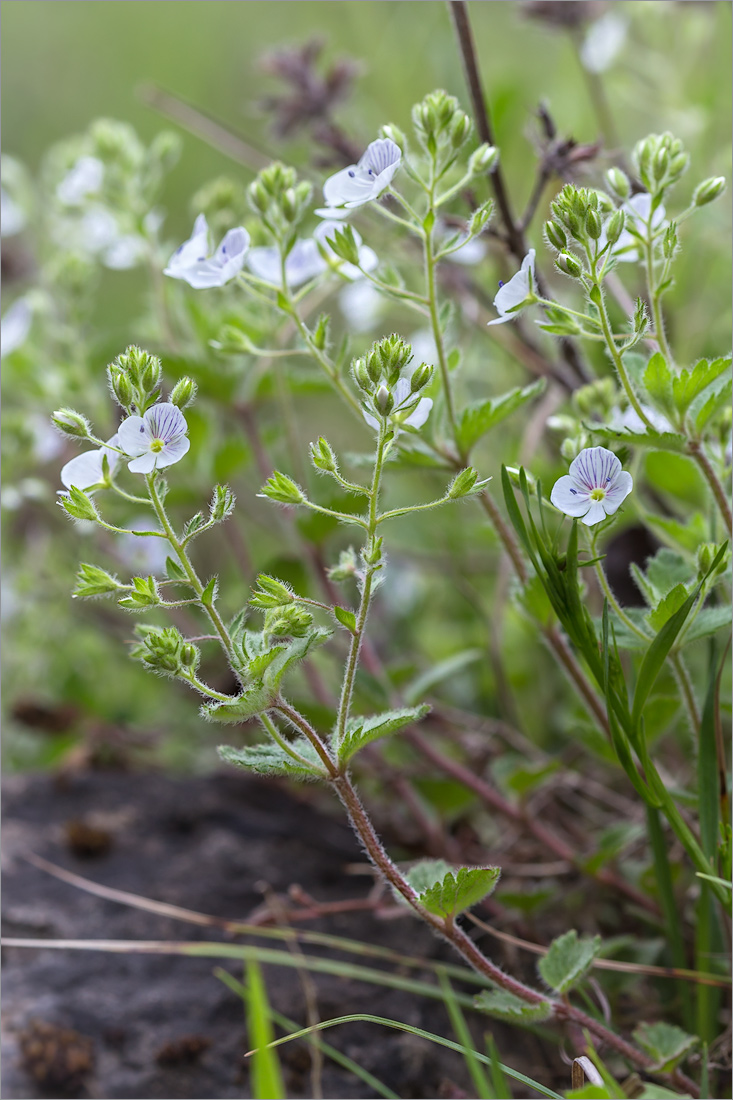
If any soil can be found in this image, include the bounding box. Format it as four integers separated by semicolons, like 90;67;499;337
1;770;555;1100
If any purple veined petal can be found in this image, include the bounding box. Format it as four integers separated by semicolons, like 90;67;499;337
580;500;609;526
171;262;235;290
213;226;250;267
550;475;592;517
117;415;148;456
163;214;210;277
404;397;432;429
359;139;401;177
127;452;159;475
489;249;535;323
602;470;633;514
144;403;187;443
60;449;105;490
154;436;191;469
568;446;621;492
322;166;370;208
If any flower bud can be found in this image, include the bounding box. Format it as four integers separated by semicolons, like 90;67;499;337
693;176;726;206
148;130;183;171
380;123;406;151
312;313;330;351
251;574;295;609
555;252;583;278
352;358;373;392
565;211;584;241
210;484;235;521
585;208;602;240
310;436;338;473
59;487;100;522
653;146;670;183
170;376;197;408
248;180;270;214
448;467;479;498
325;225;360;266
669;152;689;180
468;144;498;176
604;209;626;248
605;167;631;201
141;626;184;674
449;112;472;148
52;408;93;439
180;643;199;670
544;220;566;251
410;363;433;393
327;547;359;582
264;604;313;640
259;471;306;505
375;384;393;416
108;367;134;408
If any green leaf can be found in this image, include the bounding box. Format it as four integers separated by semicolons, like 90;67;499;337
695;377;732;432
165;556;187;582
645;548;694;596
538;930;601;993
339;705;430;764
644;352;675;417
333;605;357;634
632;1021;697;1072
456;379;545;453
204;685;271;723
596;425;687;453
404;859;452;895
632;589;699;729
637;1085;693;1099
683;605;732;643
673;355;731;416
262;628;332;694
245;959;287;1100
218;740;325;779
404;649;483;706
474;989;552;1023
418;866;501;920
647;583;689;631
645;511;708;554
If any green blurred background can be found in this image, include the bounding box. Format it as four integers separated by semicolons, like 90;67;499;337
3;0;731;772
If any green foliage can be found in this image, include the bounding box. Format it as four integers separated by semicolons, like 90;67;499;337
218;740;326;780
338;705;430;764
632;1021;698;1072
672;356;731;416
244;959;287;1100
417;865;501;921
72;563;124;598
456;379;545;454
537;930;601;994
474;989;552;1023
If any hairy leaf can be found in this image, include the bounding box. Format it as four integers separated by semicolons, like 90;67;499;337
339;705;430;764
538;930;601;993
474;989;552;1023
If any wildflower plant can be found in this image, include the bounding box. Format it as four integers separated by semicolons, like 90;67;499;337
4;55;730;1099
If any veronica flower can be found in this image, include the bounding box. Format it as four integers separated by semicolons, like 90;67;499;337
60;435;122;491
487;249;536;325
56;156;105;206
611;404;673;434
612;193;666;263
363;377;432;433
580;13;627;73
1;297;32;359
314;221;378;279
118;403;190;474
550;446;633;526
339;281;383;332
247;238;327;288
164;214;249;289
317;138;402;214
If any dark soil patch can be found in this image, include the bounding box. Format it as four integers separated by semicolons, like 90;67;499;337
2;770;556;1099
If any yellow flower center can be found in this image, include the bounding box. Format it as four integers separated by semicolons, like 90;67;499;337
150;438;165;453
590;487;606;501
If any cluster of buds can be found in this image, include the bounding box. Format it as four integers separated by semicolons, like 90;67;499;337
106;344;196;416
263;603;313;641
133;625;200;678
87;119;181;211
191;175;249;239
352;335;434;429
632;132;689;197
248;161;313;240
412;90;472;159
545;184;625;278
572;377;618;422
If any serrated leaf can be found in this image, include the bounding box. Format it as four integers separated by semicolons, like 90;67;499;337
333;605;357;633
538;930;601;993
695;377;732;432
203;685;271;723
456;379;545;453
404;859;452;895
644;352;675;417
418;866;501;920
645;548;693;596
474;989;552;1023
683;605;732;642
339;704;430;764
647;583;689;631
218;740;325;779
632;1021;698;1072
262;628;333;694
673;355;731;416
596;425;687;452
645;512;708;554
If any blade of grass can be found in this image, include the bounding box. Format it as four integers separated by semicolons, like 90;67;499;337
485;1033;513;1099
645;806;693;1030
437;968;495;1099
244;1012;563;1099
215;967;401;1100
244;959;286;1100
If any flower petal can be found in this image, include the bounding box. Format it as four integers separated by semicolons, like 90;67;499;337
164;214;210;275
359;138;401;176
154;436;191;469
404;397;432;429
117;415;149;456
127;452;158;474
489;249;535;322
144;403;187;443
323;166;374;208
568;446;621;492
550;475;592;517
602;470;633;514
60;449;105;490
580;500;609;526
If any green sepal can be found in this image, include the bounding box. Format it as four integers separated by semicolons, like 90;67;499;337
60;486;100;521
537;929;601;993
631;1021;698;1072
73;563;124;598
333;605;357;634
474;989;552;1023
338;704;430;764
117;574;160;610
218;741;326;779
165;556;187;582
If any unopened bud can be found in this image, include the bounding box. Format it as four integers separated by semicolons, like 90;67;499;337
450;112;472;148
468;144;498;176
693;176;726;206
248;180;270;214
180;644;199;670
380;123;406;151
605;167;631;200
544;220;567;251
170;376;197;408
52;408;93;439
653;146;670;182
410;363;433;393
448;467;479;498
605;209;626;248
352;358;373;392
108;367;134;408
585;208;602;240
555;252;583;278
375;384;393;416
310;437;338;473
59;486;100;522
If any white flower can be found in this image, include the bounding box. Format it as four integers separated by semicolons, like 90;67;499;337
611;404;672;434
247;238;326;288
612;193;666;263
56;156;105;206
1;187;26;237
487;249;536;325
445;234;486;266
103;234;148;270
60;434;122;491
580;13;627;74
550;446;633;527
363;377;432;432
118;403;190;474
317;138;402;214
164;214;249;289
339;281;383;332
1;297;32;358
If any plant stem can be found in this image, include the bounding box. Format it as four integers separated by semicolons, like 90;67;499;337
591;269;656;431
688;441;733;535
424;192;459;444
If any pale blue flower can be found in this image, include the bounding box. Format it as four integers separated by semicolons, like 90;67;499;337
60;435;122;491
580;13;627;74
317;138;402;214
1;297;32;358
487;250;536;325
164;214;249;289
56;156;105;206
612;193;666;263
118;403;190;474
551;446;632;526
247;222;377;288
